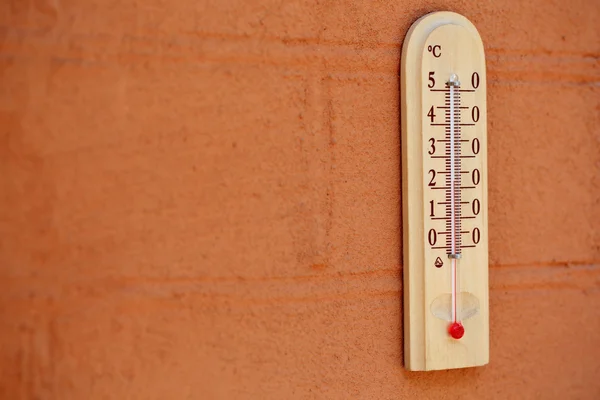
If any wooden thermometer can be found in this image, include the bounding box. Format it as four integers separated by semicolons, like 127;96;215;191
401;11;489;371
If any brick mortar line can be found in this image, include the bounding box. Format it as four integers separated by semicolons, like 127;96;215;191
1;34;598;84
1;260;599;285
1;24;598;59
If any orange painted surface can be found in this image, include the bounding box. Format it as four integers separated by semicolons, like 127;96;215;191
1;1;599;398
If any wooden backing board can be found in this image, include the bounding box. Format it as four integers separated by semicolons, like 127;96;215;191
401;12;489;371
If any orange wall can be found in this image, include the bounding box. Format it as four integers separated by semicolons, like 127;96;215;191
1;1;599;398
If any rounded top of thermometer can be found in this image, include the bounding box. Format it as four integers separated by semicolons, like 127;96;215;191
447;73;460;87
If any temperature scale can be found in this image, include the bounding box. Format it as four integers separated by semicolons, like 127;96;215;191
401;12;489;371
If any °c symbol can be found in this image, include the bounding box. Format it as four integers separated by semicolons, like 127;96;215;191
434;257;444;268
427;45;441;58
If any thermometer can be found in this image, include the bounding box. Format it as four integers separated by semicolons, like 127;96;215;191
401;12;489;371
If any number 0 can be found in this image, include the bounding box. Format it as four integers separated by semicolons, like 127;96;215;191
472;228;480;244
472;199;480;215
472;138;480;155
471;72;480;89
472;169;480;185
428;229;437;246
471;106;480;122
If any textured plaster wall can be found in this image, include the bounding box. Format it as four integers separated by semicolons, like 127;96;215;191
1;0;599;399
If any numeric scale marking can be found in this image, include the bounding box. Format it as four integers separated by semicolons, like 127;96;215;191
402;11;489;371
